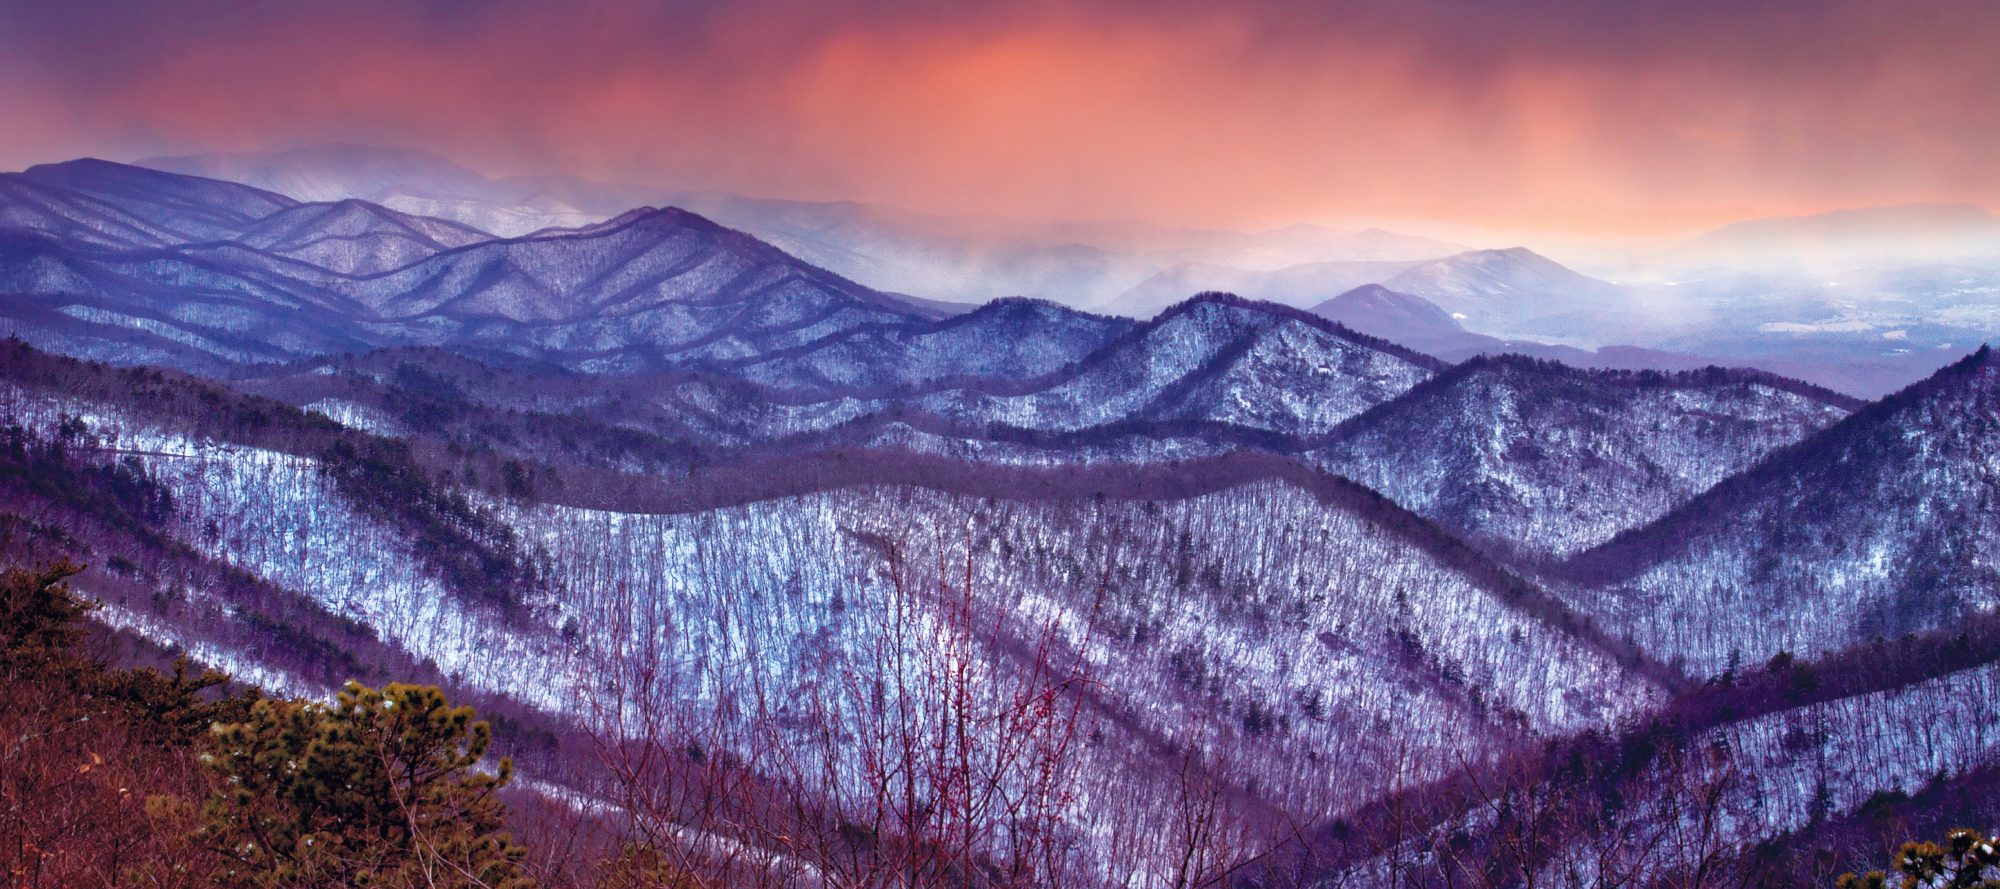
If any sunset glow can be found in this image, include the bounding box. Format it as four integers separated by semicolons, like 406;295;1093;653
3;0;1994;234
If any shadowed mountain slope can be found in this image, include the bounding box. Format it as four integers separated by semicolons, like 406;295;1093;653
1318;355;1858;561
1562;346;2000;674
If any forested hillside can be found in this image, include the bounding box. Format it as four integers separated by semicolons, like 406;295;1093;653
3;154;1997;888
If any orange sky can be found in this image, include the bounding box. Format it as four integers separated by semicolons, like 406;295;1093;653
2;0;1995;235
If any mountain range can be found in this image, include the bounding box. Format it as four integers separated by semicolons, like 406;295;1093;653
4;150;2000;885
130;145;2000;399
142;145;1475;306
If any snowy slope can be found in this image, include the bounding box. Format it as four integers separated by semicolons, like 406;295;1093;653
236;199;493;274
0;161;940;374
1318;356;1857;560
1563;346;2000;675
500;478;1659;825
720;297;1136;396
916;295;1436;436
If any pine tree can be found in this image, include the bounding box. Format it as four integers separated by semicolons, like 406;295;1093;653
200;681;533;888
0;561;89;673
1839;828;2000;889
594;844;702;889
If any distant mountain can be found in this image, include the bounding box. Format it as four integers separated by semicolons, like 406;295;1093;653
1318;355;1858;561
140;144;615;235
720;296;1136;396
3;158;299;248
1311;283;1729;374
1563;346;2000;674
1309;284;1480;354
139;145;1472;308
235;199;493;274
0;159;936;373
1112;247;1652;346
1677;203;2000;272
1102;243;1637;330
915;294;1439;438
1100;259;1423;318
1379;247;1646;341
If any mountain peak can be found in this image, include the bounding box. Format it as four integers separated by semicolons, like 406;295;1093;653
1329;281;1421;302
21;157;296;206
1925;342;2000;393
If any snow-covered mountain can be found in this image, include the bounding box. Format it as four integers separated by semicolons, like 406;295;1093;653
1309;284;1482;355
1;158;300;248
7;149;2000;884
1317;355;1858;561
138;145;1474;310
234;198;494;275
0;160;943;373
719;296;1137;396
910;295;1438;438
1101;259;1425;318
223;292;1433;459
0;343;1660;853
1377;247;1649;342
1563;346;2000;675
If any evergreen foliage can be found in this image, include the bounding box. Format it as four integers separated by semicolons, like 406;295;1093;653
200;681;532;888
1840;829;2000;889
0;561;89;670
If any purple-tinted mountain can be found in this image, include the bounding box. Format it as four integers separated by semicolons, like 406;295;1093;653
322;206;932;371
233;293;1433;459
0;340;1661;843
1314;281;1728;376
1100;258;1425;317
0;231;383;370
10;159;299;243
1317;355;1858;561
1310;283;1478;354
1380;247;1643;340
913;294;1439;438
235;198;493;274
0;160;952;374
1563;346;2000;675
142;145;1473;310
718;297;1135;396
0;160;300;250
9;152;2000;883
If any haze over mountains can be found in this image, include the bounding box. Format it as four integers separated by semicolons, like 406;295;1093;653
127;144;2000;398
1672;203;2000;274
5;146;2000;885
